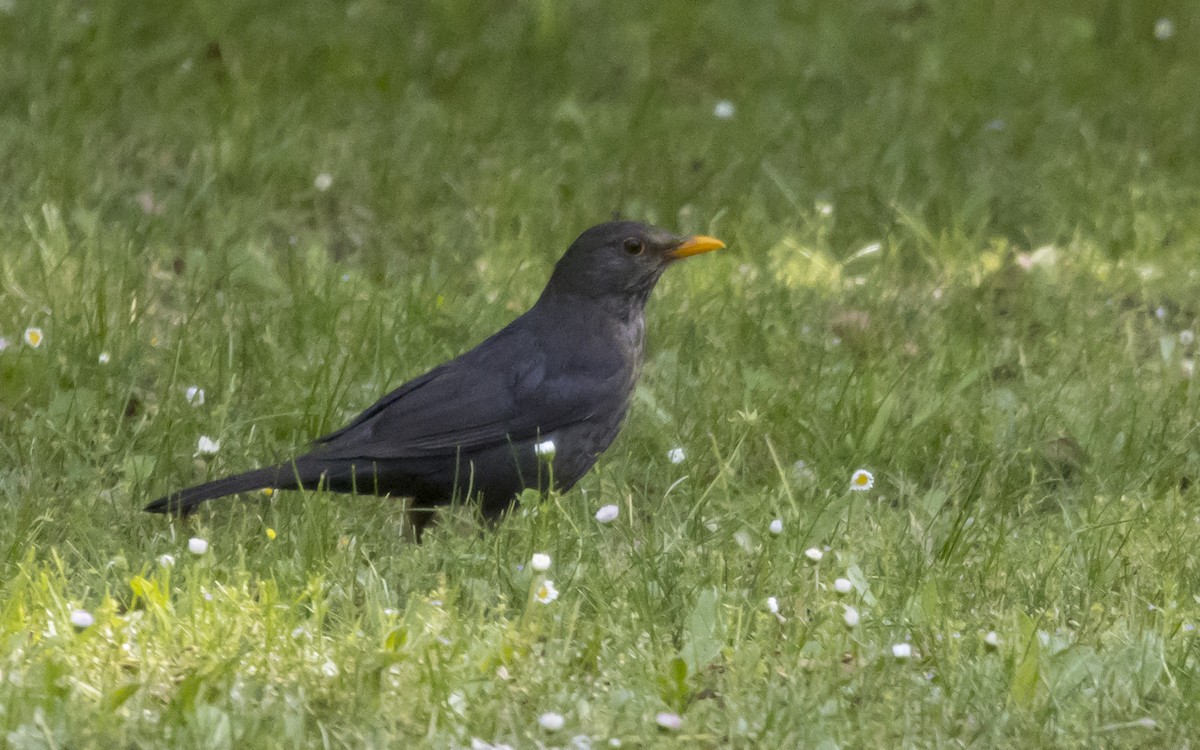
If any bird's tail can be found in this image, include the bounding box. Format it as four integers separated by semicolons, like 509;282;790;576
144;463;311;516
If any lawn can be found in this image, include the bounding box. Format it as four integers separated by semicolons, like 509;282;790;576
2;0;1200;746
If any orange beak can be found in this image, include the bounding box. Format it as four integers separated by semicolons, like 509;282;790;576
667;235;726;260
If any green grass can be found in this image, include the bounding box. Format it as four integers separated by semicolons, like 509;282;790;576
2;0;1200;746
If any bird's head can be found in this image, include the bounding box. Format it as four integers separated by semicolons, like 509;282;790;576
542;221;725;309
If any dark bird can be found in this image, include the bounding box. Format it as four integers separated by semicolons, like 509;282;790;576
145;221;725;536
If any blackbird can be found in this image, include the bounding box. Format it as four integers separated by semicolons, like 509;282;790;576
145;221;724;535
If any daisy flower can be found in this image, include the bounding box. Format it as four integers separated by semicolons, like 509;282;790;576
833;577;852;594
535;580;559;604
667;447;686;464
712;100;735;120
314;172;333;191
184;386;205;406
23;327;44;348
534;439;556;458
98;352;111;364
768;518;783;535
69;609;95;628
804;547;823;562
843;606;860;628
850;469;874;492
188;537;209;555
530;553;551;572
195;436;220;457
595;504;619;523
892;643;913;659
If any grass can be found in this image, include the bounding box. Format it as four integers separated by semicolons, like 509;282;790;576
2;0;1200;746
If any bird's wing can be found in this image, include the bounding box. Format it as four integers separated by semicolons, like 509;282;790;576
310;325;627;460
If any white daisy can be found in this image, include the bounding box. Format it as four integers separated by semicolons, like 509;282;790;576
535;580;559;604
530;553;551;572
314;172;333;191
188;537;209;555
195;436;220;457
594;504;619;523
850;469;874;492
804;547;823;562
843;606;860;628
185;386;205;406
667;447;686;464
98;352;111;364
768;518;783;535
833;577;852;594
892;643;913;659
534;439;556;457
23;327;44;348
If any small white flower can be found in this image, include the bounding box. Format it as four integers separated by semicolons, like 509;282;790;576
766;596;779;614
98;352;111;364
530;553;551;572
0;336;9;352
850;469;874;492
23;327;44;348
667;447;686;464
314;172;333;191
1156;306;1167;321
768;518;783;535
534;439;556;457
1155;17;1175;41
158;554;175;568
712;100;735;120
833;577;852;594
594;504;619;523
804;547;823;562
892;643;913;659
538;712;565;731
983;631;1001;649
1180;330;1195;346
535;580;559;604
655;712;683;730
195;436;220;457
185;386;205;406
816;201;834;217
69;609;95;628
188;537;209;555
447;691;467;715
321;660;339;677
843;606;860;628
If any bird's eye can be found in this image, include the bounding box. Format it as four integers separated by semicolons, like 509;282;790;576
623;238;644;255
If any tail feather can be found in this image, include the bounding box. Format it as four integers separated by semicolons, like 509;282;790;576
144;464;305;516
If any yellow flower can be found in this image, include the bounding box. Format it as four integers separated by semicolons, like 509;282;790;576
23;327;43;348
265;527;277;540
